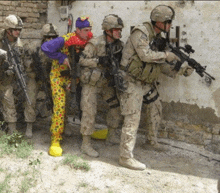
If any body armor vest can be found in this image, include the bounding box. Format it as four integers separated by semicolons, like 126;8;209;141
122;22;161;84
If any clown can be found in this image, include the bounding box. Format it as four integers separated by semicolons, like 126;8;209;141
41;16;93;157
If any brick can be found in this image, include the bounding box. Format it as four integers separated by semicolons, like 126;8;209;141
31;23;42;29
9;6;15;11
4;6;10;11
32;8;39;13
23;23;32;28
185;130;204;145
26;7;32;12
28;12;39;18
203;132;212;140
158;131;168;138
11;1;21;7
212;124;220;135
17;12;29;18
212;135;220;144
16;7;27;12
23;3;34;8
0;1;11;6
37;3;47;9
6;11;18;15
168;128;185;141
26;17;39;23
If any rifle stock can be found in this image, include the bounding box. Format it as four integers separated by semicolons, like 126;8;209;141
32;50;53;111
107;44;126;91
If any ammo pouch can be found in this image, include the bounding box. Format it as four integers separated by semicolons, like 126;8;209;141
143;87;159;104
128;55;160;84
80;68;102;86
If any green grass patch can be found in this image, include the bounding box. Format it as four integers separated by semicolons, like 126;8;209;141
0;132;33;159
63;154;90;171
78;182;88;188
19;176;36;193
0;173;12;192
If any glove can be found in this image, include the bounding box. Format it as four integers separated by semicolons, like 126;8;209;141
183;66;194;77
5;69;14;76
0;49;7;61
165;52;181;63
98;56;111;67
60;69;71;77
1;61;9;70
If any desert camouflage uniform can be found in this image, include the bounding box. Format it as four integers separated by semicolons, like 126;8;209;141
0;29;37;125
79;35;123;137
119;21;187;159
24;40;52;118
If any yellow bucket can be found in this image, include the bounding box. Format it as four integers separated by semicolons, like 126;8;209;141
91;128;108;139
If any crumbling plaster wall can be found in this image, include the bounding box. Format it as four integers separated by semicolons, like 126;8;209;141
48;0;220;120
48;1;220;152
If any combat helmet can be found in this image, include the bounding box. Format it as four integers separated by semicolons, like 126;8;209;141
150;5;175;22
41;23;59;38
4;15;23;30
102;14;124;30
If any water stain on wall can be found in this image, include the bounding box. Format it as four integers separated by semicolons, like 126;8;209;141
162;101;220;125
212;88;220;117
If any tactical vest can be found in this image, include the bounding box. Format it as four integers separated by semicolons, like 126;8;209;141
123;22;161;84
0;30;24;84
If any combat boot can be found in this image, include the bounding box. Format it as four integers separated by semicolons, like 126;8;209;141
7;122;17;135
106;128;120;145
25;123;33;138
119;157;146;170
81;135;99;157
144;140;169;152
49;140;62;157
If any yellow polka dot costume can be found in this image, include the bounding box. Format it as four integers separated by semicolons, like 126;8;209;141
49;33;75;142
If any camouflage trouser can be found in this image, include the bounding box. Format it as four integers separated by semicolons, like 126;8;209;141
143;98;162;144
119;80;161;158
0;77;37;123
80;78;121;136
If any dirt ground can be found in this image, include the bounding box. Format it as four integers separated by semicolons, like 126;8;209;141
0;116;220;193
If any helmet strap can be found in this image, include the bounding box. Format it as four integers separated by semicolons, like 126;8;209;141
6;29;17;42
105;29;116;43
153;20;170;34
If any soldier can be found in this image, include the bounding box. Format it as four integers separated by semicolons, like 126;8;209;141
118;5;194;170
41;16;93;157
79;14;124;157
0;15;37;137
23;23;58;138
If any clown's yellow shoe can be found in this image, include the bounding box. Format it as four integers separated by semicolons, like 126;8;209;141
49;141;63;157
91;128;108;139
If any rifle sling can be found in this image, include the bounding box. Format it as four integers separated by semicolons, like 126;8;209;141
143;87;159;104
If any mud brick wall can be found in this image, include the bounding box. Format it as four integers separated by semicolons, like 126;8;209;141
0;0;48;41
137;102;220;154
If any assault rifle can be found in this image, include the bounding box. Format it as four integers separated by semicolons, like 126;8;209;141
32;49;53;110
2;38;32;105
60;46;82;120
151;37;215;80
107;43;126;91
